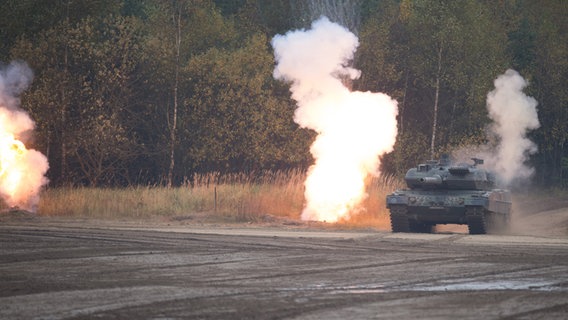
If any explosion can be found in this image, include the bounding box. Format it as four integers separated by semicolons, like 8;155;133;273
272;17;398;222
0;61;49;211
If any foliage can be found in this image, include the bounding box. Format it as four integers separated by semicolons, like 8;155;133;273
182;33;312;172
2;0;566;188
36;169;399;229
12;15;145;186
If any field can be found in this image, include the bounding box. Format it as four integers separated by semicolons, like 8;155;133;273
33;171;403;230
4;170;568;236
0;172;568;319
2;172;568;318
2;221;568;319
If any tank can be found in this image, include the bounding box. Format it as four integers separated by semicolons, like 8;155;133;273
386;156;512;234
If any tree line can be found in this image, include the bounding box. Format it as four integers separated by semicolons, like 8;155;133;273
1;0;566;187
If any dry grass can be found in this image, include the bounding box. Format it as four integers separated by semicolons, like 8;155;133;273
36;170;402;227
338;174;403;229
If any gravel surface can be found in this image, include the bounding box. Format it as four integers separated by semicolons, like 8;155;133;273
1;214;567;319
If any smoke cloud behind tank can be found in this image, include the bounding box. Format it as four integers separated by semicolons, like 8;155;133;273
453;69;540;188
485;69;540;185
272;17;398;222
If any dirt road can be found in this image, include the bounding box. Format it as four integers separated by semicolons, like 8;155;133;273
1;219;567;319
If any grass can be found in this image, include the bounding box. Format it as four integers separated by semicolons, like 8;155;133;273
33;170;402;228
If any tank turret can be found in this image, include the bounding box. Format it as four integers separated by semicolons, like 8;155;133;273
404;157;494;191
386;156;511;235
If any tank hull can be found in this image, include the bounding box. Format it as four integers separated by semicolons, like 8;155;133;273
386;189;512;234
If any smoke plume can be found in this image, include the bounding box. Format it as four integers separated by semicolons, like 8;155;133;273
485;69;540;185
453;69;540;187
272;17;398;222
0;61;49;211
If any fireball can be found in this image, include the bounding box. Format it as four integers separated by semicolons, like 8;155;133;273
0;115;48;210
0;132;26;200
0;61;49;211
273;17;398;222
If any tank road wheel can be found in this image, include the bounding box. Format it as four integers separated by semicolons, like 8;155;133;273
466;206;488;235
389;205;410;233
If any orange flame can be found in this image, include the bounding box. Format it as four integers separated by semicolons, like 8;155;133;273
300;91;398;222
0;121;48;210
272;17;398;223
0;62;49;211
0;132;26;199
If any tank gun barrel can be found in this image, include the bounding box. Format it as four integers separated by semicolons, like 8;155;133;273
419;175;442;185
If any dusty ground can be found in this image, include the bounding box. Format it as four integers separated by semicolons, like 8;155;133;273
0;203;567;319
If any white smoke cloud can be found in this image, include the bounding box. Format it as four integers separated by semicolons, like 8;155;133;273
0;61;49;211
485;69;540;185
453;69;540;187
0;61;33;106
0;62;35;135
272;17;398;222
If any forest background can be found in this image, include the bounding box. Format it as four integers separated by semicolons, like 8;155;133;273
2;0;566;189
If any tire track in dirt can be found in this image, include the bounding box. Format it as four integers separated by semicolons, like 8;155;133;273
1;223;567;319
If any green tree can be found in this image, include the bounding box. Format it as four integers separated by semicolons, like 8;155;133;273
355;0;510;175
1;0;122;60
380;0;508;170
143;0;239;184
517;0;568;185
8;0;563;189
183;33;312;172
13;15;146;186
12;23;76;185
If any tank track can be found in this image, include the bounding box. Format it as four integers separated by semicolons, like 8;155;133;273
389;205;410;232
466;206;487;234
409;221;434;233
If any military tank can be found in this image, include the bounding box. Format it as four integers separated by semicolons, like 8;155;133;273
386;156;512;234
